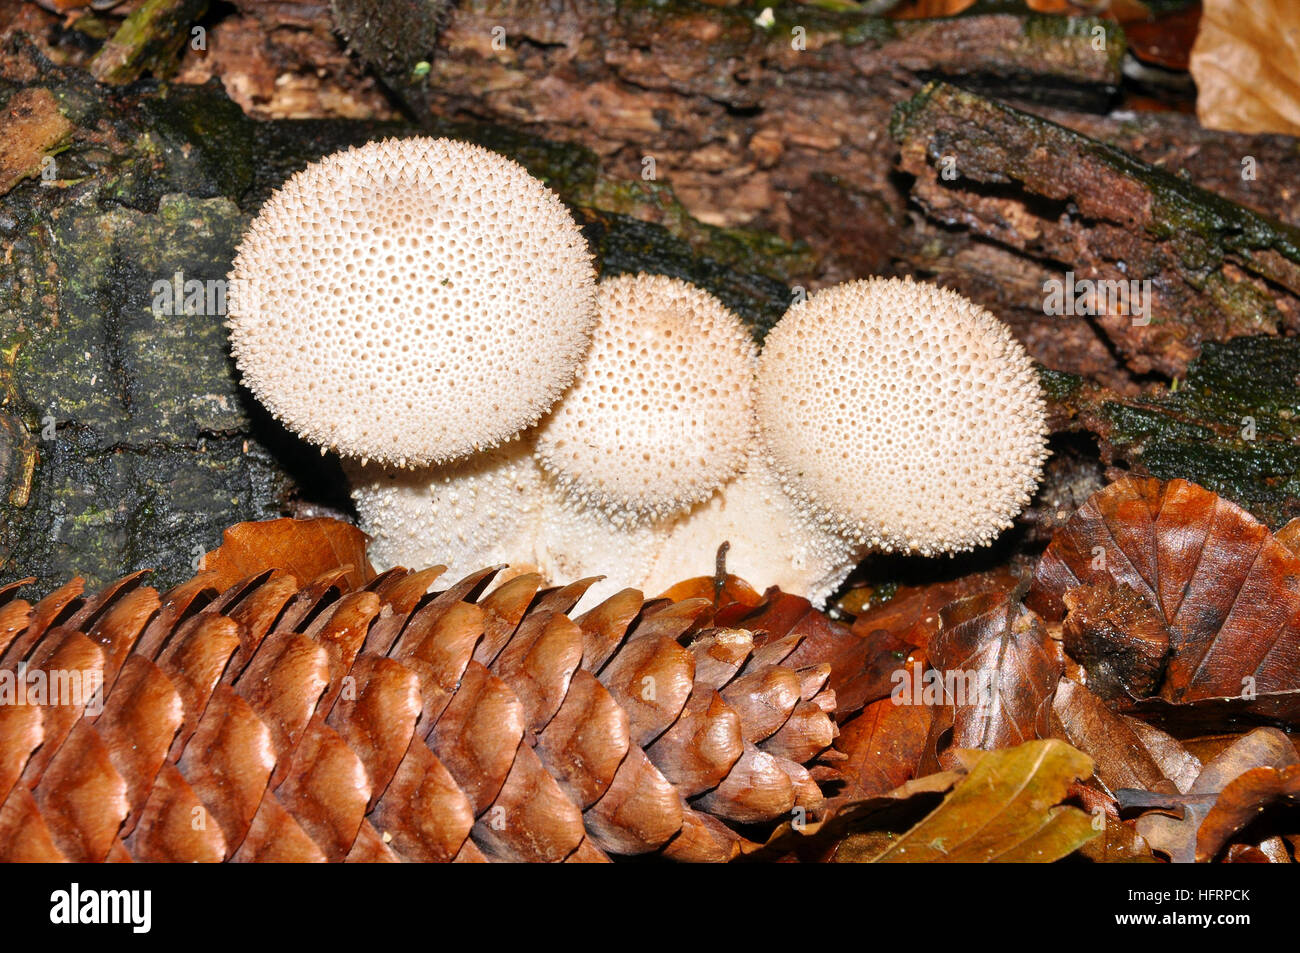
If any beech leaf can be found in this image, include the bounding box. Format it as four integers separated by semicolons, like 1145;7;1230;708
849;568;1019;651
1122;726;1298;863
1196;763;1300;862
202;518;377;592
1053;677;1201;796
1077;818;1159;864
753;770;961;862
837;739;1098;863
826;570;1023;798
831;692;935;803
926;593;1063;761
1027;476;1300;708
1189;0;1300;137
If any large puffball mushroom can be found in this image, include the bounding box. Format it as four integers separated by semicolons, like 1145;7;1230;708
345;436;544;579
227;136;597;468
756;276;1048;556
641;453;862;607
535;273;757;526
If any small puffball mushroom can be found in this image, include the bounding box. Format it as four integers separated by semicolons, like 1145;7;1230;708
346;436;544;579
641;453;861;607
756;276;1048;556
227;136;597;468
535;273;757;525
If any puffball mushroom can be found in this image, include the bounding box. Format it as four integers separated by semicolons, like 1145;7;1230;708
226;136;597;468
641;452;861;606
531;273;758;606
226;134;1046;606
346;436;544;579
533;484;667;607
535;273;757;525
756;276;1049;557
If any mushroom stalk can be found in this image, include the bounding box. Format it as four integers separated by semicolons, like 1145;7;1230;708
642;453;865;607
346;435;544;581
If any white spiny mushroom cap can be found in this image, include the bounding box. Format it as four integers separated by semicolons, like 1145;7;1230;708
346;435;544;579
756;277;1048;555
227;137;597;467
535;273;757;524
642;454;863;608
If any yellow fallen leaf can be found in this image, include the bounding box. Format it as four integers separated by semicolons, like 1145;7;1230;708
835;739;1098;862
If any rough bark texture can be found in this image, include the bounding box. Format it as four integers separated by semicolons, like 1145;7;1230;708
1047;337;1300;530
415;1;1126;285
894;82;1300;379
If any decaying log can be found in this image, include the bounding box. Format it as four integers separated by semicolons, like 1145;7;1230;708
1046;336;1300;530
3;1;1300;598
893;81;1300;380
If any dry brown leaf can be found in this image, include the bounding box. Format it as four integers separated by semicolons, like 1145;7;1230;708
1196;762;1300;862
656;573;763;613
887;0;976;19
1277;518;1300;558
202;518;377;592
820;571;1024;797
1053;677;1202;796
888;0;1147;19
830;691;935;802
924;593;1063;766
1190;0;1300;136
1123;726;1298;862
1078;816;1159;863
1028;476;1300;710
1223;837;1292;862
1123;4;1200;70
1061;580;1170;700
752;768;962;863
849;568;1019;650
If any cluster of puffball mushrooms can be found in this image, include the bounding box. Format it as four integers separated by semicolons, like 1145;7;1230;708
228;137;1049;608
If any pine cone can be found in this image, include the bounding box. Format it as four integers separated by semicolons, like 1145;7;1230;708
0;564;837;862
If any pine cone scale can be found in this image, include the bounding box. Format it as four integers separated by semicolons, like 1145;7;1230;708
535;668;629;808
371;735;473;862
428;660;525;815
598;634;695;748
